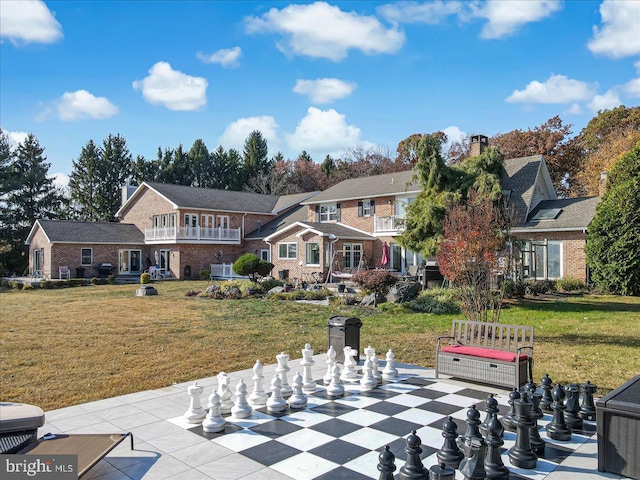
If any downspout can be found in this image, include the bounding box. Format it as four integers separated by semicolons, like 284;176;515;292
242;213;247;240
327;235;338;283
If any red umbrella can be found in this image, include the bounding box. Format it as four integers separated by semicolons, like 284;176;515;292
381;241;389;267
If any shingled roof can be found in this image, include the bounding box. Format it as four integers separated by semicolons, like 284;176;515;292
514;197;600;232
303;170;420;204
26;220;144;245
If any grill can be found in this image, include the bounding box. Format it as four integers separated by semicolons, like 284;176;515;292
98;262;113;277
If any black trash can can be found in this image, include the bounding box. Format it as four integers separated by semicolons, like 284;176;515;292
278;270;289;281
328;316;362;363
75;267;85;278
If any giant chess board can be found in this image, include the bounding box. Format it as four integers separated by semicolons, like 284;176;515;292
168;374;597;480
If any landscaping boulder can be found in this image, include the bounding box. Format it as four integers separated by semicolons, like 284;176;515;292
268;286;285;294
360;292;385;306
136;285;158;296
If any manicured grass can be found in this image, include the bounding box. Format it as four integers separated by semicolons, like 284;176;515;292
1;281;638;410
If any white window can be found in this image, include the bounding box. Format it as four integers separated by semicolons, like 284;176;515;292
525;240;563;280
278;242;297;259
306;243;320;266
395;196;415;217
362;200;373;217
320;204;338;222
81;248;93;266
343;243;363;270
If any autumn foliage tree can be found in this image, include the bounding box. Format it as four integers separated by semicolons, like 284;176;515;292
436;193;512;323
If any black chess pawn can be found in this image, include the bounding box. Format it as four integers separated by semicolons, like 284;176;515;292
377;445;396;480
437;416;464;469
525;381;544;420
508;391;538;469
429;462;455;480
546;384;572;441
399;431;429;480
502;388;520;432
540;374;553;412
480;394;499;438
579;381;597;421
461;405;485;445
484;415;510;480
564;383;583;431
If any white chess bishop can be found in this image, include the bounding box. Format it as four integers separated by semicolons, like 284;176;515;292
324;346;337;385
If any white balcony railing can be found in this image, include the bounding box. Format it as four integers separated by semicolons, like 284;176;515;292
145;226;241;242
374;214;406;233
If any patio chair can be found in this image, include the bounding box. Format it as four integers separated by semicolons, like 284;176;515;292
59;266;71;279
403;265;420;281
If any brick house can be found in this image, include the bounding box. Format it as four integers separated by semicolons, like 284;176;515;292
25;142;599;283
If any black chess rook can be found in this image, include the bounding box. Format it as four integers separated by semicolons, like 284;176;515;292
579;380;597;421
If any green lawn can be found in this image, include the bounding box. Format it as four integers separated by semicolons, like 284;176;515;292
1;281;638;410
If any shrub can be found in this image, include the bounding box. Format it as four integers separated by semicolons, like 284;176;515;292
9;281;23;290
107;274;116;284
233;253;261;280
351;270;398;296
258;277;283;291
556;277;587;293
40;280;55;289
22;283;34;291
524;279;556;295
140;272;151;284
503;279;525;298
91;277;98;285
200;269;210;280
408;288;461;314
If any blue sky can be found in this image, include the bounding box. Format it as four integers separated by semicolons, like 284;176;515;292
1;0;639;186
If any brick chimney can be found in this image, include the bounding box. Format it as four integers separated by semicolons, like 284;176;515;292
599;171;608;197
470;134;488;157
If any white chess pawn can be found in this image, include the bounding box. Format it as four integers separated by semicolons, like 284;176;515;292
340;346;358;383
371;353;383;384
184;383;206;423
276;352;293;398
326;364;345;397
217;372;234;415
202;391;225;432
231;379;253;419
360;357;377;390
324;346;337;385
267;375;287;413
248;359;268;406
301;343;317;393
288;371;308;409
382;349;398;381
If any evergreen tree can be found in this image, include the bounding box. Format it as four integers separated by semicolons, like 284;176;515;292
241;130;271;187
130;154;159;184
210;145;241;190
188;139;210;187
297;150;313;162
97;134;132;221
0;129;16;196
69;139;102;221
586;142;640;295
173;144;192;186
321;154;335;177
4;134;64;273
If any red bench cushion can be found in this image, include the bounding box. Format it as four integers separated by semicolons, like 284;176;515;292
441;345;528;362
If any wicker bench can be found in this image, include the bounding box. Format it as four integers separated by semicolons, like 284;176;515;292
435;320;534;389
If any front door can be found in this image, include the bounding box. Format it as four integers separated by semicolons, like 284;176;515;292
119;249;142;274
33;249;42;275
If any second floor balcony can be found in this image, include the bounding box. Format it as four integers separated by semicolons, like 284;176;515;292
374;214;406;233
145;226;241;244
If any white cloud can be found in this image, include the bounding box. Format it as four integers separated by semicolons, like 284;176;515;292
56;90;119;121
442;125;466;145
51;172;69;190
588;0;640;58
0;0;63;45
196;47;242;68
506;74;596;104
566;103;583;115
285;107;361;155
474;0;562;39
588;89;622;112
623;78;640;97
377;0;463;24
245;1;404;61
219;116;280;152
3;129;29;150
293;78;356;104
133;62;208;111
635;60;640;74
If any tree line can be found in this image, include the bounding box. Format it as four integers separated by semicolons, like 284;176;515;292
1;105;638;276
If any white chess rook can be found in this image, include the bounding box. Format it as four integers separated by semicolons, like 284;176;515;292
184;383;206;423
